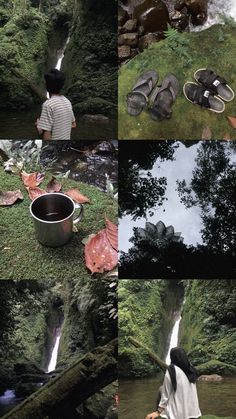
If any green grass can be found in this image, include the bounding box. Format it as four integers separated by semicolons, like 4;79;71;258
118;24;236;140
0;167;117;280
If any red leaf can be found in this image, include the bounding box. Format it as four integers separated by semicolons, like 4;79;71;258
21;171;45;188
46;176;62;193
85;229;118;274
0;190;23;206
227;116;236;129
65;188;90;204
27;187;47;201
105;217;118;251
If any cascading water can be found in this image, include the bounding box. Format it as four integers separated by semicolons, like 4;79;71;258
165;314;182;365
47;37;70;98
47;328;61;373
193;0;236;31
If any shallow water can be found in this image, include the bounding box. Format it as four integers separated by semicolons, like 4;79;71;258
119;376;236;418
0;108;117;140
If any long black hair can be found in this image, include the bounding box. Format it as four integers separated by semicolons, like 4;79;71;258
168;347;198;392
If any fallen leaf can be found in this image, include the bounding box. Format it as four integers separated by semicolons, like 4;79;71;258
81;233;96;245
85;229;118;274
21;171;45;188
105;217;118;251
65;188;90;204
201;126;212;140
0;190;23;206
27;187;47;201
227;116;236;129
223;132;231;140
46;176;62;193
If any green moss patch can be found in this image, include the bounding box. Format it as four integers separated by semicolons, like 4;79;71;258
0;167;117;280
118;24;236;139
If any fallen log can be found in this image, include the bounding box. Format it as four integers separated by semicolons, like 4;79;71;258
12;68;47;102
2;339;117;419
128;336;167;371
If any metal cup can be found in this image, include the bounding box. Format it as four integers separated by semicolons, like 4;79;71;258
30;193;83;247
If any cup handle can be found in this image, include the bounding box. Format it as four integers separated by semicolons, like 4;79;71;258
73;203;84;224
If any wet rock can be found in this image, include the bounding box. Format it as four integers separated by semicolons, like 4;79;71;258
139;32;163;51
133;0;170;34
73;161;88;171
81;114;110;124
121;18;138;32
118;8;129;26
95;141;116;155
170;10;189;31
175;0;208;26
118;45;131;60
198;374;223;382
118;32;139;47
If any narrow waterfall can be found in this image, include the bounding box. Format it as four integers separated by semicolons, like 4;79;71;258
165;315;182;365
47;329;61;373
47;37;70;98
192;0;236;31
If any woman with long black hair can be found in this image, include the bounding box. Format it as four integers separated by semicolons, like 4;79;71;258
146;347;201;419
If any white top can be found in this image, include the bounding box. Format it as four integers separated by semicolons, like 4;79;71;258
37;95;75;140
160;366;201;419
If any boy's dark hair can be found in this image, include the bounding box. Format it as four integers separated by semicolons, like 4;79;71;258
44;69;65;94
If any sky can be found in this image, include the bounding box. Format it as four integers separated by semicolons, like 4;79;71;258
119;142;203;253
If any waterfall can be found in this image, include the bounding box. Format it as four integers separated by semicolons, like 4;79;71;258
192;0;236;31
55;37;70;71
47;330;61;373
165;315;181;365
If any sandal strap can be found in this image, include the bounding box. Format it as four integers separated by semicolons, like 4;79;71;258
133;76;153;92
198;70;227;94
192;86;211;108
127;90;149;105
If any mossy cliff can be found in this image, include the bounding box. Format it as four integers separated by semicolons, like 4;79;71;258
119;280;183;377
0;0;71;110
0;165;117;280
180;280;236;375
63;0;117;117
118;23;236;139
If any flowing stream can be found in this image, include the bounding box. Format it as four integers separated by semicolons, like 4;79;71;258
193;0;236;31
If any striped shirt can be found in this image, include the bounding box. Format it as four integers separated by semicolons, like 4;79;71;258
37;95;75;140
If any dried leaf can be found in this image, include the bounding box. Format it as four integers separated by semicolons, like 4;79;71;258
0;190;23;206
201;126;212;140
85;229;118;274
227;116;236;129
21;171;45;188
82;233;96;245
105;217;118;251
65;188;90;204
46;176;62;193
27;187;46;201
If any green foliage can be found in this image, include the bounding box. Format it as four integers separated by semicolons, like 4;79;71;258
164;24;193;67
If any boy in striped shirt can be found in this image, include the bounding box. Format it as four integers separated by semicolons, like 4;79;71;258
36;69;76;140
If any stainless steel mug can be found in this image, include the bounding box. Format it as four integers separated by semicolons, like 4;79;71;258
30;193;83;247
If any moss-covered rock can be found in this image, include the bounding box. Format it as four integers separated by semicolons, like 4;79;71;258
118;23;236;139
63;0;117;117
0;166;117;280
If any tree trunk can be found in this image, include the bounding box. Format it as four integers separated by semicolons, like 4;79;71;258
12;68;47;102
3;339;117;419
128;336;167;371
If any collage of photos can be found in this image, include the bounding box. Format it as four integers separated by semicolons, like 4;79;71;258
0;1;236;419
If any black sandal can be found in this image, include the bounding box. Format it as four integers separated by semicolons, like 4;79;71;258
194;68;234;102
183;82;225;113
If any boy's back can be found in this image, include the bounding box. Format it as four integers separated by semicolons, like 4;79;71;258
38;95;75;140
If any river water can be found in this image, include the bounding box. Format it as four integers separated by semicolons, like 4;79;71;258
119;376;236;418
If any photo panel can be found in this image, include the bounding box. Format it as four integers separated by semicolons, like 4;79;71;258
0;278;118;418
0;140;118;281
118;1;236;140
119;140;236;279
0;0;117;140
119;278;236;419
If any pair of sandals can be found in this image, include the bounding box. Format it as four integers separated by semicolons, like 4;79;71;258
183;69;235;113
126;70;179;121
